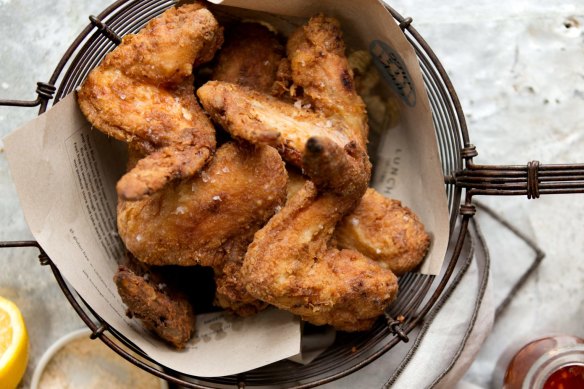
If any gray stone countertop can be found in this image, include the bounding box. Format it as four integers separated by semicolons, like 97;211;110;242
1;0;583;387
388;1;584;386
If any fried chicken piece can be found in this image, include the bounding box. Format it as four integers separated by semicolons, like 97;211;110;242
118;142;287;267
213;23;284;93
287;14;369;147
118;142;284;316
77;3;223;200
198;14;368;169
212;22;292;100
241;137;398;331
198;82;351;166
113;256;196;349
334;189;431;276
287;170;430;275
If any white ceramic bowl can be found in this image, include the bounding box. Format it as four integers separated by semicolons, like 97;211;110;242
31;328;168;389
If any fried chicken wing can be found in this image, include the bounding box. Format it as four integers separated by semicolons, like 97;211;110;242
118;142;286;316
241;137;397;331
118;142;287;267
287;171;430;275
334;189;431;276
77;3;223;200
287;14;368;147
114;256;196;349
198;82;352;166
197;14;367;168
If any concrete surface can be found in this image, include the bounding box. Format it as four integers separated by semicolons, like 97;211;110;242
1;0;583;387
388;1;584;386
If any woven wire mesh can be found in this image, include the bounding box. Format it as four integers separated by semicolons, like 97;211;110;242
39;0;469;387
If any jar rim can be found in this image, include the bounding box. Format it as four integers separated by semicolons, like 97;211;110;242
522;345;584;389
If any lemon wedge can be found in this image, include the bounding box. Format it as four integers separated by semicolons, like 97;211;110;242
0;296;28;389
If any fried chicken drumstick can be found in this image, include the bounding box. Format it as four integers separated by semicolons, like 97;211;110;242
77;3;223;200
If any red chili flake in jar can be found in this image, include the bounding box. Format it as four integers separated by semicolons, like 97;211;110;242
543;364;584;389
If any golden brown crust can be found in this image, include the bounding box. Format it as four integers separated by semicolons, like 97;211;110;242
287;14;369;149
114;264;196;349
197;81;353;167
241;178;398;332
335;189;431;276
102;3;223;86
198;15;369;172
212;23;284;94
117;142;287;267
77;4;223;200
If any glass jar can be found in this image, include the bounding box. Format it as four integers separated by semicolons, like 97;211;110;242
493;334;584;389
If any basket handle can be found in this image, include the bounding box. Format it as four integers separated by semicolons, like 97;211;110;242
450;145;584;200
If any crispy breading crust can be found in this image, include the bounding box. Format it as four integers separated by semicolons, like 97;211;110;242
114;263;196;349
213;23;284;94
117;142;287;267
242;173;397;331
77;3;223;200
198;81;354;167
287;14;369;149
334;189;431;276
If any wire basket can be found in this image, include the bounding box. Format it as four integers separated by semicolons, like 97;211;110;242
1;0;583;388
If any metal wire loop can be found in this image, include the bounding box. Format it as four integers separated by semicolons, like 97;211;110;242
90;323;109;340
35;82;57;99
385;314;409;342
89;15;122;45
38;253;51;266
0;81;56;108
460;204;477;216
527;161;540;199
455;161;584;198
461;145;478;159
399;17;413;31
